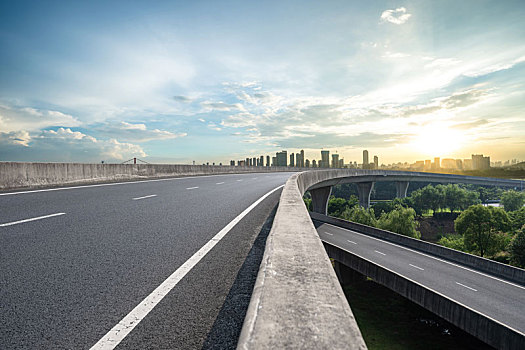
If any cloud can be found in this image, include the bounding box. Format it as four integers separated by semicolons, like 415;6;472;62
0;104;81;133
200;101;245;111
94;121;186;142
0;127;146;162
451;119;489;130
173;95;194;103
380;7;411;25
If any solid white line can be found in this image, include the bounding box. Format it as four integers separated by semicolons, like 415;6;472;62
456;282;478;292
186;186;199;190
409;264;424;271
375;250;386;256
324;240;525;337
216;182;225;185
324;232;333;236
132;194;157;200
0;213;66;227
90;184;284;350
323;223;525;291
347;240;357;245
0;172;281;197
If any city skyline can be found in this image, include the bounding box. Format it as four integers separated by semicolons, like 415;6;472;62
1;1;525;164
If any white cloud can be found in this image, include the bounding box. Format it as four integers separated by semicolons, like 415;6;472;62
200;101;245;112
0;104;81;132
380;7;412;25
0;130;31;147
94;121;186;142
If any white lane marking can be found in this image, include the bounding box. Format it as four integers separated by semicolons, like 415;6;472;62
0;213;66;227
252;177;258;179
322;223;525;291
347;240;357;245
456;282;478;292
132;194;157;200
409;264;424;271
186;186;199;190
325;240;525;337
90;184;284;350
236;179;243;182
374;250;386;256
0;172;286;197
216;182;225;185
324;231;333;236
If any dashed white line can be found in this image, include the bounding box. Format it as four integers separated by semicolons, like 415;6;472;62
0;213;66;227
132;194;157;200
374;250;386;256
324;231;333;236
89;184;284;350
252;177;258;179
186;186;199;190
409;264;424;271
347;240;357;245
456;282;478;292
216;182;225;185
236;179;243;182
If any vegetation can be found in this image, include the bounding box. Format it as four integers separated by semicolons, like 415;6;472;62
454;205;510;257
510;226;525;268
437;234;467;252
406;184;480;216
376;205;420;239
500;190;525;212
340;206;377;227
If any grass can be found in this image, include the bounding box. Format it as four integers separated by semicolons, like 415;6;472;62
343;278;495;350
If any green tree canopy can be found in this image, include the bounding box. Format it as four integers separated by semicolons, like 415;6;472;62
509;225;525;268
500;190;525;212
377;205;421;239
454;205;511;257
341;206;377;227
508;207;525;232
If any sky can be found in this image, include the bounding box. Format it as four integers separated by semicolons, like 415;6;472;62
1;0;524;165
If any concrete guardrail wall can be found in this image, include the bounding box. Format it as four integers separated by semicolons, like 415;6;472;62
310;212;525;285
0;162;306;190
237;171;368;349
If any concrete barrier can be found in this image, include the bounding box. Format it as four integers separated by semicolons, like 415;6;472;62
0;162;305;190
310;212;525;286
324;243;525;350
237;171;367;349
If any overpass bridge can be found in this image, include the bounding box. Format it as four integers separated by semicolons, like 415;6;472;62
1;164;524;349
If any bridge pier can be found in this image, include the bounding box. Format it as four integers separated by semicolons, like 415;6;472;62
395;181;409;198
310;186;332;215
356;182;374;208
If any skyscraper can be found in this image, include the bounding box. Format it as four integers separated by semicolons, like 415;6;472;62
331;154;339;168
373;155;378;169
266;155;270;167
276;151;287;166
289;153;295;167
363;150;369;169
321;150;330;168
300;150;305;167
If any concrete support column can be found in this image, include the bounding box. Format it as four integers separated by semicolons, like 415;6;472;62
310;186;332;215
334;261;365;286
356;182;374;208
395;181;409;198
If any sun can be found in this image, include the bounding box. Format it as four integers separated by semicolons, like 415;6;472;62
409;125;464;157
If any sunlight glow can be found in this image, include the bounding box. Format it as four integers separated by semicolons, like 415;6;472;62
408;125;464;157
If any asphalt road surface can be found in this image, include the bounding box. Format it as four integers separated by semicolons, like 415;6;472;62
316;222;525;337
0;172;294;349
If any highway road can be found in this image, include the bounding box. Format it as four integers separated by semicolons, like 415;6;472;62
316;222;525;337
0;172;294;349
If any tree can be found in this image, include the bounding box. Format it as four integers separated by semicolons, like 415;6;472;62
328;197;348;217
454;205;510;257
377;205;421;239
341;206;377;227
438;234;467;252
509;225;525;268
500;190;525;212
443;184;480;212
508;207;525;232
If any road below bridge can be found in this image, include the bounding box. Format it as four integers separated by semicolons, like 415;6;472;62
0;172;293;349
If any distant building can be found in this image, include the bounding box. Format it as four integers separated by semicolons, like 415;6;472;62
339;159;344;168
295;153;300;167
432;157;440;170
463;159;472;170
373;155;378;169
331;154;339;168
305;159;310;168
424;160;432;171
300;150;305;167
321;150;330;168
289;153;295;167
276;151;287;166
312;160;317;167
260;156;264;167
441;158;457;169
472;154;490;170
455;159;463;169
266;155;270;167
363;150;369;169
